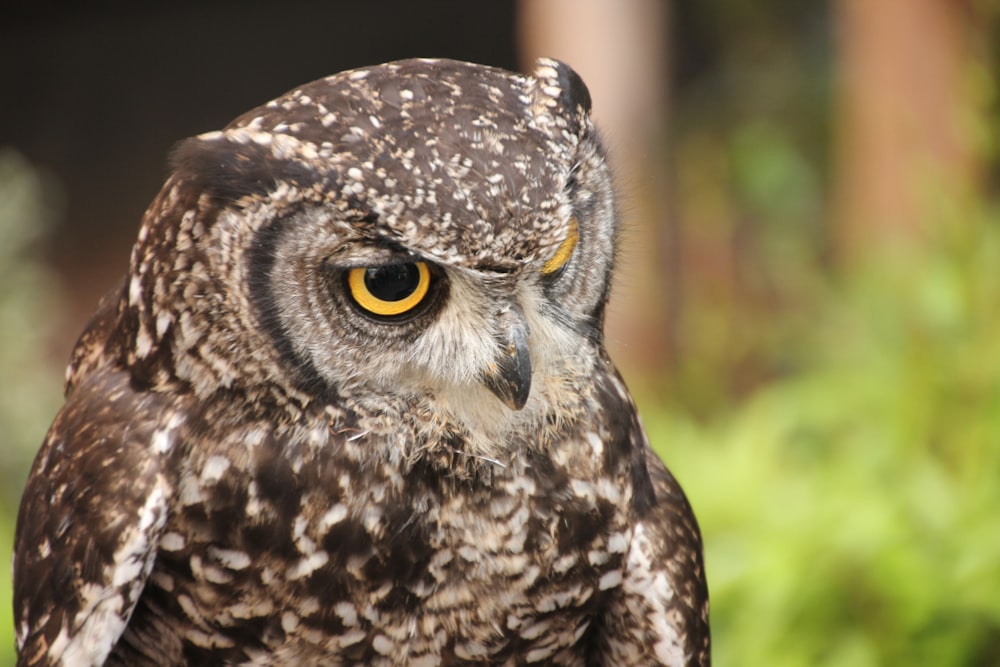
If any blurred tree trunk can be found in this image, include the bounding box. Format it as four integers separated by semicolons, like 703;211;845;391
832;0;980;262
517;0;675;388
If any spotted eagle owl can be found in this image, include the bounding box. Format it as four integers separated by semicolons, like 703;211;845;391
14;58;709;666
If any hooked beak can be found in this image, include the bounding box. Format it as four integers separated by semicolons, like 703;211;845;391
481;307;532;411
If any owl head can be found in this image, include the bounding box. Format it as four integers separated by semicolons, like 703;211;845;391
118;58;619;449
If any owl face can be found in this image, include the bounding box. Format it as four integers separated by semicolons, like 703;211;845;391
126;58;617;448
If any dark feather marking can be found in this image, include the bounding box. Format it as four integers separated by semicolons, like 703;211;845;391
245;212;339;403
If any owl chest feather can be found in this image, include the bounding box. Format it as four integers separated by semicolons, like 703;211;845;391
124;406;636;665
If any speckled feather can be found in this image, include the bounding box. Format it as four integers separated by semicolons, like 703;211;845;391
15;58;709;666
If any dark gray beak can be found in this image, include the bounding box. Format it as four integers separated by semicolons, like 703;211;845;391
481;307;532;411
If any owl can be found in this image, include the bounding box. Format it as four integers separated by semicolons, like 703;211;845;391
14;58;709;666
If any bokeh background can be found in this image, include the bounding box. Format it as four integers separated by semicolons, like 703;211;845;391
2;1;999;664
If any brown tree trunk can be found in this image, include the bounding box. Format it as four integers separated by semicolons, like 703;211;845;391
832;0;979;262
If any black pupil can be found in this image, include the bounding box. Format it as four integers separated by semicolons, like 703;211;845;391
364;264;420;302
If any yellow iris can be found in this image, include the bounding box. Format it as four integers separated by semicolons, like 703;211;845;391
347;262;431;317
541;217;579;275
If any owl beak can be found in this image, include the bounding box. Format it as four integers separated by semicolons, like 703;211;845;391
482;307;532;411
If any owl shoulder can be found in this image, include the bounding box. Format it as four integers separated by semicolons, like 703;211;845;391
14;368;177;667
65;278;128;393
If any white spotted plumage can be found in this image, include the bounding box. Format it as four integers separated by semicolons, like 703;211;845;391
15;58;709;666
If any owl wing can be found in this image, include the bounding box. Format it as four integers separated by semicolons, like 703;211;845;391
14;369;172;667
597;443;711;666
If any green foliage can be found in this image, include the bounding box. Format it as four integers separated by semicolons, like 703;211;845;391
0;150;66;667
646;203;1000;666
664;23;1000;664
667;3;834;414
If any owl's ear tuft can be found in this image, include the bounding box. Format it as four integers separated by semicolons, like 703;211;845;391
555;61;592;116
168;134;317;205
531;58;592;117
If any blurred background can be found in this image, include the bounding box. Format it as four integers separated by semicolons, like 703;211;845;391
2;0;999;664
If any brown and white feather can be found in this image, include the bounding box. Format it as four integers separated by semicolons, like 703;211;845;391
15;58;709;666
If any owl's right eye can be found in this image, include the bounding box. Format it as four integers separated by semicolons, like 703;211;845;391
541;217;579;278
345;262;433;319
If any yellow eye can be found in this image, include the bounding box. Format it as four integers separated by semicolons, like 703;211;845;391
541;217;579;276
346;262;432;317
